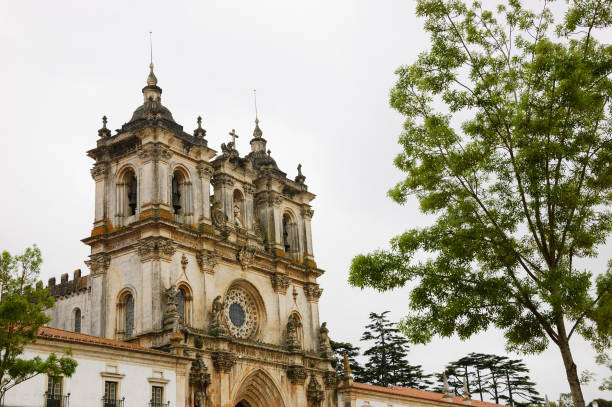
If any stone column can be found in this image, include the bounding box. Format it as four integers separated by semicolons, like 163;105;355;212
137;237;177;332
272;194;284;251
90;161;109;224
197;163;213;223
244;185;255;230
301;207;315;261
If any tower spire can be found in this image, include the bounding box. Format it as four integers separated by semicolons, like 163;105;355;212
146;31;158;87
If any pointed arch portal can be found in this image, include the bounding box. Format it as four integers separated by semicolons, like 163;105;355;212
233;370;285;407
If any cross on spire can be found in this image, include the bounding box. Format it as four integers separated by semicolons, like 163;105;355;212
229;129;239;145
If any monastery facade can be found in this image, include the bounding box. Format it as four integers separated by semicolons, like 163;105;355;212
3;64;505;407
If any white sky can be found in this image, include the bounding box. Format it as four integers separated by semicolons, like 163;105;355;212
0;0;610;402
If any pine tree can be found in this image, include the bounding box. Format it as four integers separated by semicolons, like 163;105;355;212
498;359;543;407
434;353;542;405
360;311;431;389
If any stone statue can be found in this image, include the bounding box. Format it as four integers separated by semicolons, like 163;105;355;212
319;322;332;358
190;352;210;407
233;204;243;228
209;296;228;336
163;285;180;333
286;314;302;351
194;390;205;407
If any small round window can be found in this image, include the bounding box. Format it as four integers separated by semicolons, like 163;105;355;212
224;287;258;339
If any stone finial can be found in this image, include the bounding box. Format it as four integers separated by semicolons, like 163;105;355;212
48;277;56;287
342;353;354;386
147;63;158;86
295;163;306;184
462;380;471;404
98;115;111;138
60;273;69;284
442;372;453;401
73;269;81;279
253;118;263;138
193;116;206;138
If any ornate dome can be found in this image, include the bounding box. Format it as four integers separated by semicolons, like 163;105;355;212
129;97;175;123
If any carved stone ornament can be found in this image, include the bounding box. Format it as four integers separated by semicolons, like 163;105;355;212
273;196;283;207
163;284;180;332
138;144;172;163
243;184;255;195
304;283;323;302
196;250;217;274
90;162;109;180
286;365;307;385
196;162;213;179
137;237;177;262
323;371;338;389
306;376;325;406
271;272;290;294
189;352;211;390
301;207;315;219
85;253;111;276
211;351;235;373
237;246;255;270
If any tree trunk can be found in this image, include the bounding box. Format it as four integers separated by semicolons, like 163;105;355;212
505;370;513;407
476;369;483;401
558;336;585;407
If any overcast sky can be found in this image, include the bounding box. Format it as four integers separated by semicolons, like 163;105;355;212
1;0;610;401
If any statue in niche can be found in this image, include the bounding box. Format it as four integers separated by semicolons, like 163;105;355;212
319;322;333;358
209;296;228;336
286;314;302;351
233;203;243;228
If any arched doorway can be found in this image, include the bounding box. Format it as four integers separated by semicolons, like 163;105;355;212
232;370;285;407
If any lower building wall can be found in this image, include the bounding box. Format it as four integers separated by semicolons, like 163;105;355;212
3;341;188;407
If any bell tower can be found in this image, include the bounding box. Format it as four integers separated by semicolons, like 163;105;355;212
47;63;336;407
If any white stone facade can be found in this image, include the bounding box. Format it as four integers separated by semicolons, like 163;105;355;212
3;327;189;407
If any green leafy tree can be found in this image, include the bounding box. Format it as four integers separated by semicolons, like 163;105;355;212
360;311;431;388
0;246;77;404
330;340;365;380
595;353;612;391
349;0;612;405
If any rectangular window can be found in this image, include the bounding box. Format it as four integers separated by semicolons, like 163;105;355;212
151;386;163;407
104;381;118;407
46;376;63;407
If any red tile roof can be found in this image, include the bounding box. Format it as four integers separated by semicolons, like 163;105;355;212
37;326;189;359
344;382;506;407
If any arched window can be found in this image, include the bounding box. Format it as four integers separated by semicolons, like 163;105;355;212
125;295;134;338
116;168;138;220
73;308;81;333
172;169;192;216
233;189;244;227
282;212;299;253
176;284;192;326
177;289;185;322
116;290;135;340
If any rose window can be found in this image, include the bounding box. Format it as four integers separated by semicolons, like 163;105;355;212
224;287;258;339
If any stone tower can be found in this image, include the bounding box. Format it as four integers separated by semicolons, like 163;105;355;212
46;64;336;407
